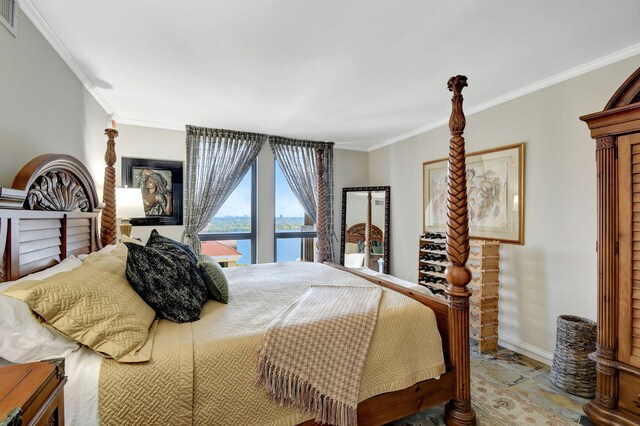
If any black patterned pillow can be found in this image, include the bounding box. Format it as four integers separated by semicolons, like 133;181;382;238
124;242;207;323
147;229;199;266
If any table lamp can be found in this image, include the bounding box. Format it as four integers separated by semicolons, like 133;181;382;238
115;187;145;237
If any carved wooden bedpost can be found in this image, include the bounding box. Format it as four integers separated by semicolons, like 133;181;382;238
364;191;372;268
316;148;328;263
444;75;476;426
100;128;118;247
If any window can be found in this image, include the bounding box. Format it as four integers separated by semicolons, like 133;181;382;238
199;162;256;265
274;161;316;262
0;0;17;37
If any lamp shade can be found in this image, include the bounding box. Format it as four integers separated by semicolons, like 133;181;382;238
115;188;145;219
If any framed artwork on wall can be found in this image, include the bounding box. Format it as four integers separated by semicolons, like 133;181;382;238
423;142;525;244
121;157;183;226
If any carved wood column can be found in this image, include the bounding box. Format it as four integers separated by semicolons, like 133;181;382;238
100;129;118;247
593;136;619;411
443;75;476;426
316;148;328;263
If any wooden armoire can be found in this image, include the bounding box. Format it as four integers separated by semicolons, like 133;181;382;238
581;66;640;425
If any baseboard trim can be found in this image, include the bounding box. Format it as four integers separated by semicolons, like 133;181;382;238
498;335;554;366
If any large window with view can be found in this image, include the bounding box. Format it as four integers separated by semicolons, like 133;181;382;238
274;161;316;262
199;163;256;266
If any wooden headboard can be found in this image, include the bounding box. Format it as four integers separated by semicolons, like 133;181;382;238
345;223;383;244
0;154;103;282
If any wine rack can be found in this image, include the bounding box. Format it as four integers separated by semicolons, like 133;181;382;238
418;233;500;352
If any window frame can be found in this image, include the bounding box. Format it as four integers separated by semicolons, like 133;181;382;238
273;160;317;262
198;162;257;264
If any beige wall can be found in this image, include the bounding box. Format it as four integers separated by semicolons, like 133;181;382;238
0;9;106;186
109;124;186;242
110;123;369;262
333;149;370;252
369;54;640;362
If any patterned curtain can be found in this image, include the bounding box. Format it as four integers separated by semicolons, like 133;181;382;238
182;126;266;254
269;136;336;262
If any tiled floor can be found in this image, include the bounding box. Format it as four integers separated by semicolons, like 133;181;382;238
390;343;594;425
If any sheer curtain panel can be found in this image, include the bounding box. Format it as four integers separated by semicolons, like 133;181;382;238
269;136;336;262
182;126;266;254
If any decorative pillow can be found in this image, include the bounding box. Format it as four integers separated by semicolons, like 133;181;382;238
198;255;229;304
146;229;208;285
2;253;156;361
356;240;365;253
345;242;360;254
147;229;198;265
0;257;83;363
107;236;144;262
125;242;208;323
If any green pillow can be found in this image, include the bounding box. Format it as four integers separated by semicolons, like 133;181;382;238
197;255;229;304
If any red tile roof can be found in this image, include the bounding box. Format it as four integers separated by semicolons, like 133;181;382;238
200;240;242;258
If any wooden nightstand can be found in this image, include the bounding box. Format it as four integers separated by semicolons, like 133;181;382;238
0;359;67;426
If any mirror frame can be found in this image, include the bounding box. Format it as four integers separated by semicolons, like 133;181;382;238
340;186;390;274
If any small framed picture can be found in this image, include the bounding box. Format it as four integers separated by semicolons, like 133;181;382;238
121;157;183;226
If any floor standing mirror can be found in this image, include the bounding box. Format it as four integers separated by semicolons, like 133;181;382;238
340;186;390;274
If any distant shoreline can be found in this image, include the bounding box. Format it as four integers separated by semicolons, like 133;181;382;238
206;216;305;233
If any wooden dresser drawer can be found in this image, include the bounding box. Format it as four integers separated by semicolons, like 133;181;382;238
0;360;67;426
618;371;640;417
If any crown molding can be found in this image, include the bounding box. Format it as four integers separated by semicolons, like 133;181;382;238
116;117;373;152
19;0;116;117
367;117;449;152
370;42;640;152
117;117;185;131
332;143;370;152
19;0;640;149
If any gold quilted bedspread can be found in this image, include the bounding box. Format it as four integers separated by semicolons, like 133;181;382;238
99;262;445;426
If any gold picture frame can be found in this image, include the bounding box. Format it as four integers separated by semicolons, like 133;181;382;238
423;142;525;245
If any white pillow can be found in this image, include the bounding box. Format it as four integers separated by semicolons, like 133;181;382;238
0;256;83;363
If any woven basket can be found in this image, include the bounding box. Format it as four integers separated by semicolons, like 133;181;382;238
550;315;596;398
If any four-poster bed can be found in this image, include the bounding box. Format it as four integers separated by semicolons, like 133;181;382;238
0;76;475;425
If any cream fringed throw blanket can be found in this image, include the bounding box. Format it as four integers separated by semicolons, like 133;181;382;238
257;285;382;426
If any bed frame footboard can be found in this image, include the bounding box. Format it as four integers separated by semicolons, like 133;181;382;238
322;76;476;426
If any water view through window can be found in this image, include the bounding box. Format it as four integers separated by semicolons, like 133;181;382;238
206;171;252;233
199;161;314;264
275;161;314;262
201;166;254;264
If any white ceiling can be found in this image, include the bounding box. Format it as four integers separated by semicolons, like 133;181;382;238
24;0;640;150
